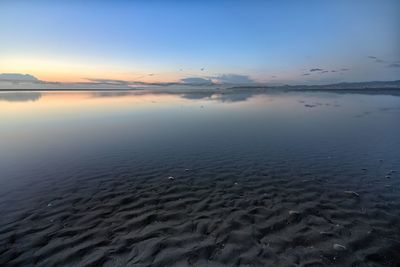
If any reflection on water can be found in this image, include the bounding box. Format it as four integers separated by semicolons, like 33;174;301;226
181;91;255;102
0;91;42;102
90;91;141;98
181;92;215;100
1;90;400;265
1;89;399;187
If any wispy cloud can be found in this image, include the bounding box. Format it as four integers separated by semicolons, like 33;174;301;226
180;77;213;85
309;68;323;72
86;78;178;87
367;55;387;63
367;56;400;68
209;74;256;84
0;73;40;82
86;78;134;85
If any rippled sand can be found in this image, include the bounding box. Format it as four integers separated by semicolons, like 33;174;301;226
1;159;399;266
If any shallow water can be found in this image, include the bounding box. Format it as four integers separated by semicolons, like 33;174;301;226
1;90;400;266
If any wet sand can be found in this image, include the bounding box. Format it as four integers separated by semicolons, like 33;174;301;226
1;160;399;266
1;91;400;266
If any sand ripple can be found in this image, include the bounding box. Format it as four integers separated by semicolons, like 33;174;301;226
1;161;400;267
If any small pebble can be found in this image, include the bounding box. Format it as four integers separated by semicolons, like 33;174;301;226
168;176;175;180
288;210;300;215
47;203;53;207
234;182;238;185
344;190;360;197
333;243;347;251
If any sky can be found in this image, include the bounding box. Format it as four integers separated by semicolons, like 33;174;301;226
0;0;399;86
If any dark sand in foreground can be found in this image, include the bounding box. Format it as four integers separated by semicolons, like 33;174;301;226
1;161;399;266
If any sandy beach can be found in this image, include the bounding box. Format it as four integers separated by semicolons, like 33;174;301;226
1;161;400;266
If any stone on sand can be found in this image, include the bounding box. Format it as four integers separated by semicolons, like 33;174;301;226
288;210;300;215
333;243;347;251
344;190;360;197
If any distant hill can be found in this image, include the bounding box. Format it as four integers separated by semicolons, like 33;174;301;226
277;80;400;90
227;80;400;91
0;71;399;91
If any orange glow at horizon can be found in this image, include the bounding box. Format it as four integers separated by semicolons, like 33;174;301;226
0;91;192;122
0;56;186;84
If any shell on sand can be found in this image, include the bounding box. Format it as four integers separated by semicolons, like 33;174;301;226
333;243;347;251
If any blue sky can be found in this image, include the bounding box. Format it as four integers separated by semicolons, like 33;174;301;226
0;0;399;85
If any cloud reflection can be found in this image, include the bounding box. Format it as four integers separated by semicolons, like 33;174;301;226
181;91;257;103
90;91;136;98
0;92;42;102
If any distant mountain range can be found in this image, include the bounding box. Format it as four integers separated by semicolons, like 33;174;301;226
229;80;400;90
276;80;400;90
0;73;399;91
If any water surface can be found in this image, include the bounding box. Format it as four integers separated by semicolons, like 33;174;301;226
0;90;399;266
